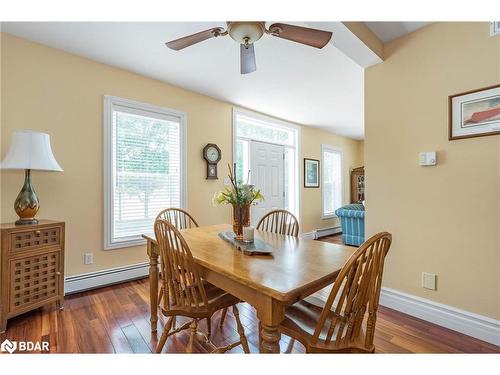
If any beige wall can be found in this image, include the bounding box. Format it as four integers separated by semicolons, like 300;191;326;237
1;33;362;276
301;126;363;231
357;140;364;165
365;22;500;319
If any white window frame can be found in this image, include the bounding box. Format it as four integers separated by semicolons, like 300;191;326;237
321;144;343;219
103;95;187;250
232;107;301;229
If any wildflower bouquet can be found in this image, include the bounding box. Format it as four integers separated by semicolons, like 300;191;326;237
213;164;264;239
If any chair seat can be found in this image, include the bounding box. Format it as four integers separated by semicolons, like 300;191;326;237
280;300;369;352
203;281;240;313
161;280;239;317
281;300;331;341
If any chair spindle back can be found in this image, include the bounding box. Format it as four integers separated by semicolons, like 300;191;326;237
154;219;208;312
313;232;392;350
156;208;199;230
256;209;299;237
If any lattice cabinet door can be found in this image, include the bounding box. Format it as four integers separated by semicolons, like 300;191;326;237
9;251;60;311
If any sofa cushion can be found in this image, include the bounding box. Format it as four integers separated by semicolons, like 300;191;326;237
335;203;365;218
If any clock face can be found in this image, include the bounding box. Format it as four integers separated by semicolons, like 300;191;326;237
206;146;219;162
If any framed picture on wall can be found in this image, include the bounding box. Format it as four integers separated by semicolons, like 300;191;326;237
304;158;320;188
449;84;500;140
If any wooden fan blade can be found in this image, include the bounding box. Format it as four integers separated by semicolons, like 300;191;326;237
268;23;332;49
240;43;256;74
166;27;224;51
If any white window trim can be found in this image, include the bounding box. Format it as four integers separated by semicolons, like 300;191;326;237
232;107;301;231
103;95;187;250
321;144;343;220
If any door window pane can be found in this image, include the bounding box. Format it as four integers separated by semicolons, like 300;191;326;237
236;115;294;146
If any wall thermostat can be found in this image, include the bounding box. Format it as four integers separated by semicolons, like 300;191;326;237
419;151;437;166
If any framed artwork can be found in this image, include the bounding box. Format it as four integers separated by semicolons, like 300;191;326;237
449;84;500;140
304;158;320;188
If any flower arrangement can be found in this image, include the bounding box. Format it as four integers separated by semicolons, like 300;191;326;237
213;164;264;240
212;164;264;207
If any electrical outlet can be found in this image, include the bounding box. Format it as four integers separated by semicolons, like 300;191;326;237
223;177;231;186
84;252;94;265
422;272;437;290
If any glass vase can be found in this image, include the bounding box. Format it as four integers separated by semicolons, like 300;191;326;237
232;204;251;241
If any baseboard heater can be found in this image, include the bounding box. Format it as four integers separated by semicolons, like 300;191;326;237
64;261;149;295
314;226;342;239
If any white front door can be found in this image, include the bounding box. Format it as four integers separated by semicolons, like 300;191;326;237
250;140;284;225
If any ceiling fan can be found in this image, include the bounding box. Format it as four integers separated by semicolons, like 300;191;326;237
165;22;333;74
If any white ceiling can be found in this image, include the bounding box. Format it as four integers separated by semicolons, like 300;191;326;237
365;22;430;43
2;22;366;139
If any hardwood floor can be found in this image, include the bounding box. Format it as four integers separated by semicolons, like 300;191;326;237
1;277;498;353
319;233;345;245
313;233;353;300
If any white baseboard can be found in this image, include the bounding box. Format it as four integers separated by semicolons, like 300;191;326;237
380;287;500;346
64;262;149;294
301;226;342;240
309;286;499;346
301;231;316;240
316;226;342;238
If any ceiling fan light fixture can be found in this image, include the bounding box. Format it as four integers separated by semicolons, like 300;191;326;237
268;25;282;36
165;22;333;74
227;22;266;44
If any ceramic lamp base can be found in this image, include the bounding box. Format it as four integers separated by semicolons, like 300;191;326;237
15;218;39;226
14;169;40;226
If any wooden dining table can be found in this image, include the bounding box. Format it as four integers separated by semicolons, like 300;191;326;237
144;224;356;353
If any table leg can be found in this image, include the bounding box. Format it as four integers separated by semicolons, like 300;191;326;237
0;314;6;334
257;298;285;353
258;322;262;352
148;241;159;333
260;323;281;353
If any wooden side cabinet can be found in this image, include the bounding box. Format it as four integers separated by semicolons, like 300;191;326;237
350;166;365;203
0;220;65;333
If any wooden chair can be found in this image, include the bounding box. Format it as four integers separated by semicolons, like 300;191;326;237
256;209;299;237
156;207;199;229
155;208;230;330
154;219;250;353
280;232;392;353
256;209;298;351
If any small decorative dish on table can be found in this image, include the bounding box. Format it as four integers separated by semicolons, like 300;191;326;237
218;231;274;256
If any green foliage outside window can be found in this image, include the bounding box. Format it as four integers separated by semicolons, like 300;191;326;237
115;112;171;218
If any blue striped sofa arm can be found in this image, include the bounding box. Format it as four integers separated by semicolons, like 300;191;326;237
335;204;365;246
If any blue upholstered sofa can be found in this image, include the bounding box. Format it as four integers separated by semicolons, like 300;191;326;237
335;203;365;246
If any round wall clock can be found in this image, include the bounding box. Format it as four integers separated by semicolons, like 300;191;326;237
203;143;221;179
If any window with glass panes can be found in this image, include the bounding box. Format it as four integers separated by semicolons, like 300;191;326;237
322;145;343;218
104;96;186;249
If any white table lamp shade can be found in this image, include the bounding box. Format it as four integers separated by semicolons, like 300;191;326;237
1;131;63;171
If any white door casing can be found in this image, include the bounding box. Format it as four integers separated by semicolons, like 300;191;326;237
250;141;284;225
